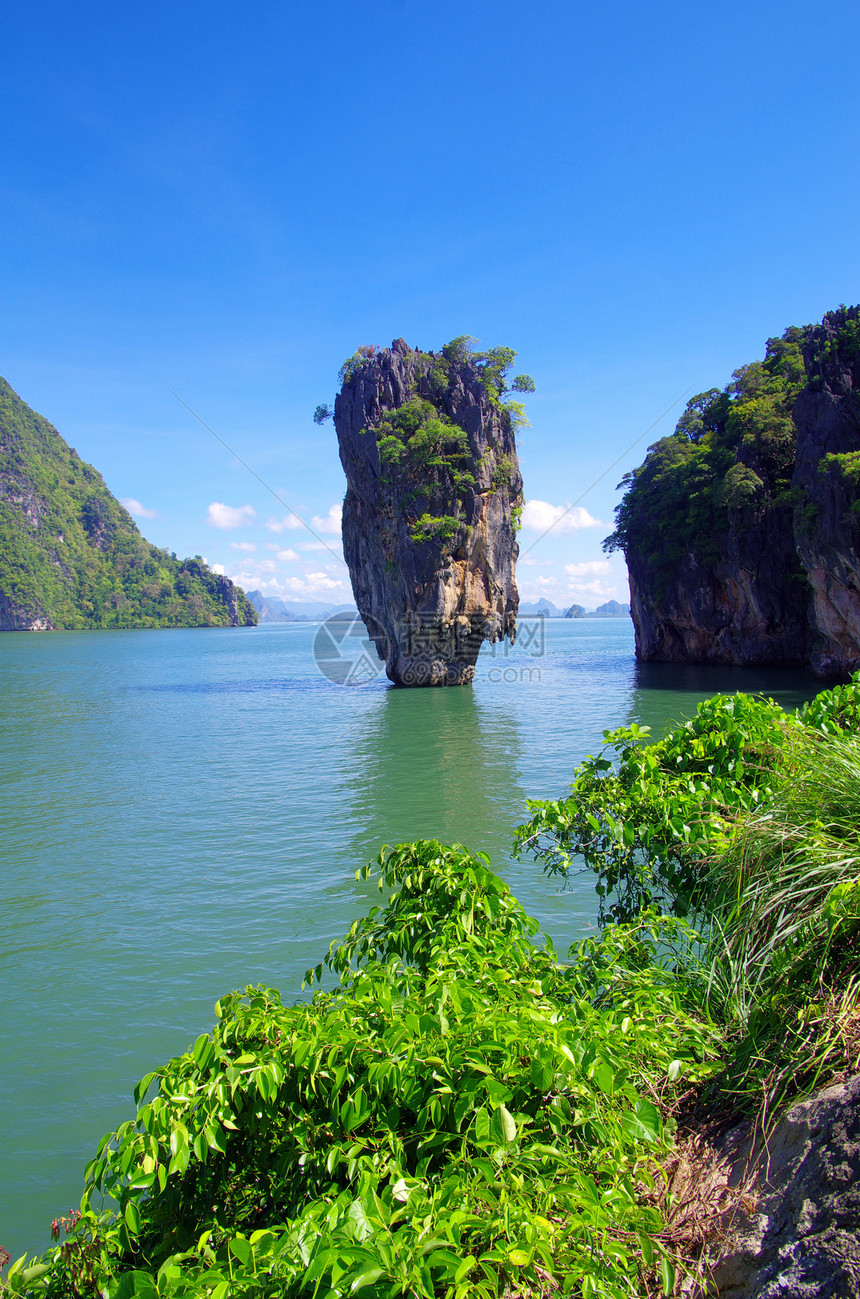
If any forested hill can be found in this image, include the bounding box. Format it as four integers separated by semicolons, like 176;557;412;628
0;379;257;631
606;305;860;676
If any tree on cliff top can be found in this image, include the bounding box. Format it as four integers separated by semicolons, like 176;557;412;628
604;324;808;578
313;338;534;427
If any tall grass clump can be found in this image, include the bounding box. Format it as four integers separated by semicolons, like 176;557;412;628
702;727;860;1110
518;676;860;1117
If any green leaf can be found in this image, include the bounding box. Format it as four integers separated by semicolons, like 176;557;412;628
169;1123;188;1156
229;1237;253;1267
192;1034;214;1070
498;1104;517;1143
350;1267;385;1291
124;1200;142;1235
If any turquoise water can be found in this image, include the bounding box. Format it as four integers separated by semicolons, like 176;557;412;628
0;619;823;1259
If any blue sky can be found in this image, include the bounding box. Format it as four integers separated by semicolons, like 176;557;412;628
4;0;859;608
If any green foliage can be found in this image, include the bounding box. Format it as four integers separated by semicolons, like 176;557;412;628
515;680;860;927
807;309;860;378
0;381;257;630
338;346;379;385
836;315;860;360
490;456;514;491
718;462;764;509
604;326;808;582
516;677;860;1122
706;727;860;992
440;337;479;366
437;339;535;412
823;450;860;488
313;405;333;426
376;400;470;473
500;401;529;431
515;694;795;925
18;842;719;1299
408;514;461;545
374;400;470;550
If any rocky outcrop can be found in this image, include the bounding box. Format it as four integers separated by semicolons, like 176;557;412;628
333;339;523;685
669;1073;860;1296
793;315;860;676
626;506;812;667
712;1074;860;1296
615;307;860;676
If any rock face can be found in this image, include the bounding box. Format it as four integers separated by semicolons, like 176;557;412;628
794;316;860;675
333;339;523;685
708;1074;860;1297
0;378;257;630
612;307;860;676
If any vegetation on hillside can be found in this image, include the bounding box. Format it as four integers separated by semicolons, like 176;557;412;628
604;306;860;594
0;379;257;630
8;678;860;1297
604;328;807;587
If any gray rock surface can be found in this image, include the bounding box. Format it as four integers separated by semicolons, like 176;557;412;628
334;339;523;686
708;1075;860;1296
793;315;860;677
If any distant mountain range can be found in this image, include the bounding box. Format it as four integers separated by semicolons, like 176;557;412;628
564;600;631;619
246;591;358;622
248;591;631;624
519;598;631;619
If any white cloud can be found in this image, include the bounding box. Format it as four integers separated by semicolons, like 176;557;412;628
518;571;621;606
266;513;304;533
121;497;157;519
212;563;226;575
207;501;257;530
563;559;611;577
230;541;256;552
277;548;300;561
311;503;343;535
279;573;351;600
519;555;556;567
521;500;602;533
574;579;618;598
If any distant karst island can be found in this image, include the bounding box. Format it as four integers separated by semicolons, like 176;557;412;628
609;305;860;677
316;337;533;686
0;379;256;631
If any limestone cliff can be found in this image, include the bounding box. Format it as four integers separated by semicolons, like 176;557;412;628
331;338;525;685
609;306;860;676
793;314;860;674
0;378;257;630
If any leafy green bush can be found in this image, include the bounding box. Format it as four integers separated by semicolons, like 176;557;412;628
515;693;796;924
408;514;462;546
516;677;860;1121
13;843;720;1299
